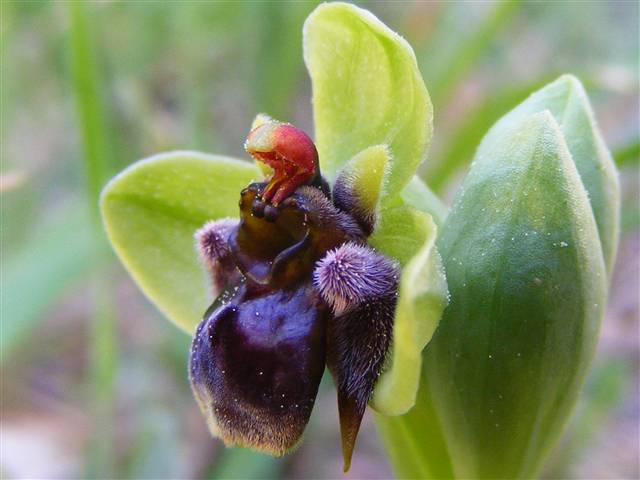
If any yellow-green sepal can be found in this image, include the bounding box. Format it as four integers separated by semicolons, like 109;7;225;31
100;151;259;333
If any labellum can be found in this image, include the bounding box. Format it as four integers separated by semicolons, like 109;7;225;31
189;119;400;471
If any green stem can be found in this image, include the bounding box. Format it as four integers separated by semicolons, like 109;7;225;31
375;372;455;479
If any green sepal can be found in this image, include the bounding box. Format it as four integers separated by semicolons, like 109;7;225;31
421;111;607;478
100;151;260;333
303;2;433;199
483;74;620;274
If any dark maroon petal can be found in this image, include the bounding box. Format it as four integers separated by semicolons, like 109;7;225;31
314;243;399;471
189;280;328;455
229;183;364;288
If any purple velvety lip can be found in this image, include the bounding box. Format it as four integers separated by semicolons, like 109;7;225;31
190;122;399;472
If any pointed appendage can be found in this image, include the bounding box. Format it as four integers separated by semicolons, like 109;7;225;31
313;243;399;471
195;218;239;295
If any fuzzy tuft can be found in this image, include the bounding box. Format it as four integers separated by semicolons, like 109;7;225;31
195;218;239;293
195;218;237;264
313;242;399;315
333;172;377;235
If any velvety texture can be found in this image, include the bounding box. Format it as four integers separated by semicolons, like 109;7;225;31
189;175;401;470
190;280;328;456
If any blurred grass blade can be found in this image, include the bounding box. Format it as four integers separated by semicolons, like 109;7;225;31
69;1;111;217
2;205;106;359
426;78;551;191
249;2;315;119
613;138;639;167
69;2;117;476
86;276;118;477
420;1;519;106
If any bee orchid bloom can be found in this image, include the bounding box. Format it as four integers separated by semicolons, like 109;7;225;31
100;4;614;479
189;121;399;471
100;4;453;478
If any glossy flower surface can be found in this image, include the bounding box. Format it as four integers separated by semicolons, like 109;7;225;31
190;122;400;470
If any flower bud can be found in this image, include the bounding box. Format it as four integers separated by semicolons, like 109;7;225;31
421;112;608;478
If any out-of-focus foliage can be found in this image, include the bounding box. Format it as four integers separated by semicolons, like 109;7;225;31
1;1;638;479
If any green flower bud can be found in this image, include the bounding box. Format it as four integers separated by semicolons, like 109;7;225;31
423;111;608;478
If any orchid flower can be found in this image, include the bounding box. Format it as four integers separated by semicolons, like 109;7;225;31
101;3;618;478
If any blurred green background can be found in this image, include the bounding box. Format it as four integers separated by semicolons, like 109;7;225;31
1;1;638;478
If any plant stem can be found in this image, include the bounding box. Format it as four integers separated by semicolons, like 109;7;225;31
375;373;455;479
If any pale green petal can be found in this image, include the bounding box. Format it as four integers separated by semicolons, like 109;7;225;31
369;206;448;415
303;2;432;200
